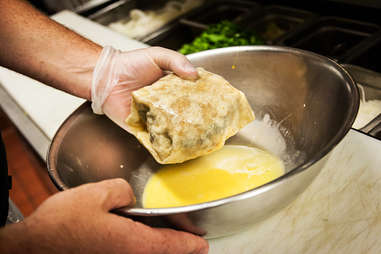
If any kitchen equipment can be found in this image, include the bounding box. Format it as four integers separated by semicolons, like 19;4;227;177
87;0;136;26
343;34;381;73
88;0;205;42
282;17;380;60
241;5;316;44
184;0;258;24
360;114;381;137
47;46;359;239
42;0;112;13
342;64;381;139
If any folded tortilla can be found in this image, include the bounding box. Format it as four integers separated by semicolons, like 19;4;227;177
125;67;255;164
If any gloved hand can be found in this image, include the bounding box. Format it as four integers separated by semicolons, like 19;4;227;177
0;179;209;254
91;46;198;129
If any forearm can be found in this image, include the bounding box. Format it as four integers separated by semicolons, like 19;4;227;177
0;0;102;100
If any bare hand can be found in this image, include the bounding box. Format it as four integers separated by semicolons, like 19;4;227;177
0;178;208;254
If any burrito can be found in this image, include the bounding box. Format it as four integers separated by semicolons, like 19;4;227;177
125;67;255;164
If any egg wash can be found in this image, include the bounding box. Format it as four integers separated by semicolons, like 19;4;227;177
143;145;285;208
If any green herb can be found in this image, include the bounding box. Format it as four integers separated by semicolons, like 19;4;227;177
179;20;263;54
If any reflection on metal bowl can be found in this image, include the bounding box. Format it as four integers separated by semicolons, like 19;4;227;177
47;46;359;239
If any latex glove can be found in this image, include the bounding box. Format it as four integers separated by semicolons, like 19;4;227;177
0;179;209;254
91;46;198;130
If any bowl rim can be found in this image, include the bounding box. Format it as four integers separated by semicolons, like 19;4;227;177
47;45;360;216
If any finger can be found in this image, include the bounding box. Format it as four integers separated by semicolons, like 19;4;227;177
79;178;136;211
147;46;199;80
102;89;134;130
166;214;207;236
153;227;209;254
109;216;209;254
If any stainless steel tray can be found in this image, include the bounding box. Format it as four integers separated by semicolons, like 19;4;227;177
87;0;136;26
343;64;381;139
87;0;205;42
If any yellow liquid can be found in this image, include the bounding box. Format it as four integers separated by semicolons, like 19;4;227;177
143;145;285;208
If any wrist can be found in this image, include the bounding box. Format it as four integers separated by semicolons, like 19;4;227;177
0;222;33;253
62;43;102;100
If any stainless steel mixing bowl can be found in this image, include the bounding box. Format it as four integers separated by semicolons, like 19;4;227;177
47;46;359;239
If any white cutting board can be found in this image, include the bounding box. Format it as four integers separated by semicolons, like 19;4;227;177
209;129;381;253
0;11;147;140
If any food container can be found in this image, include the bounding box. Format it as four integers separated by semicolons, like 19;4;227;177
342;34;381;73
144;0;261;48
47;46;359;239
142;21;204;50
87;0;204;41
184;0;259;24
87;0;137;26
282;17;380;60
241;5;316;44
342;64;381;139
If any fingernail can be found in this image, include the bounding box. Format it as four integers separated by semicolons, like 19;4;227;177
182;63;198;78
187;68;199;80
